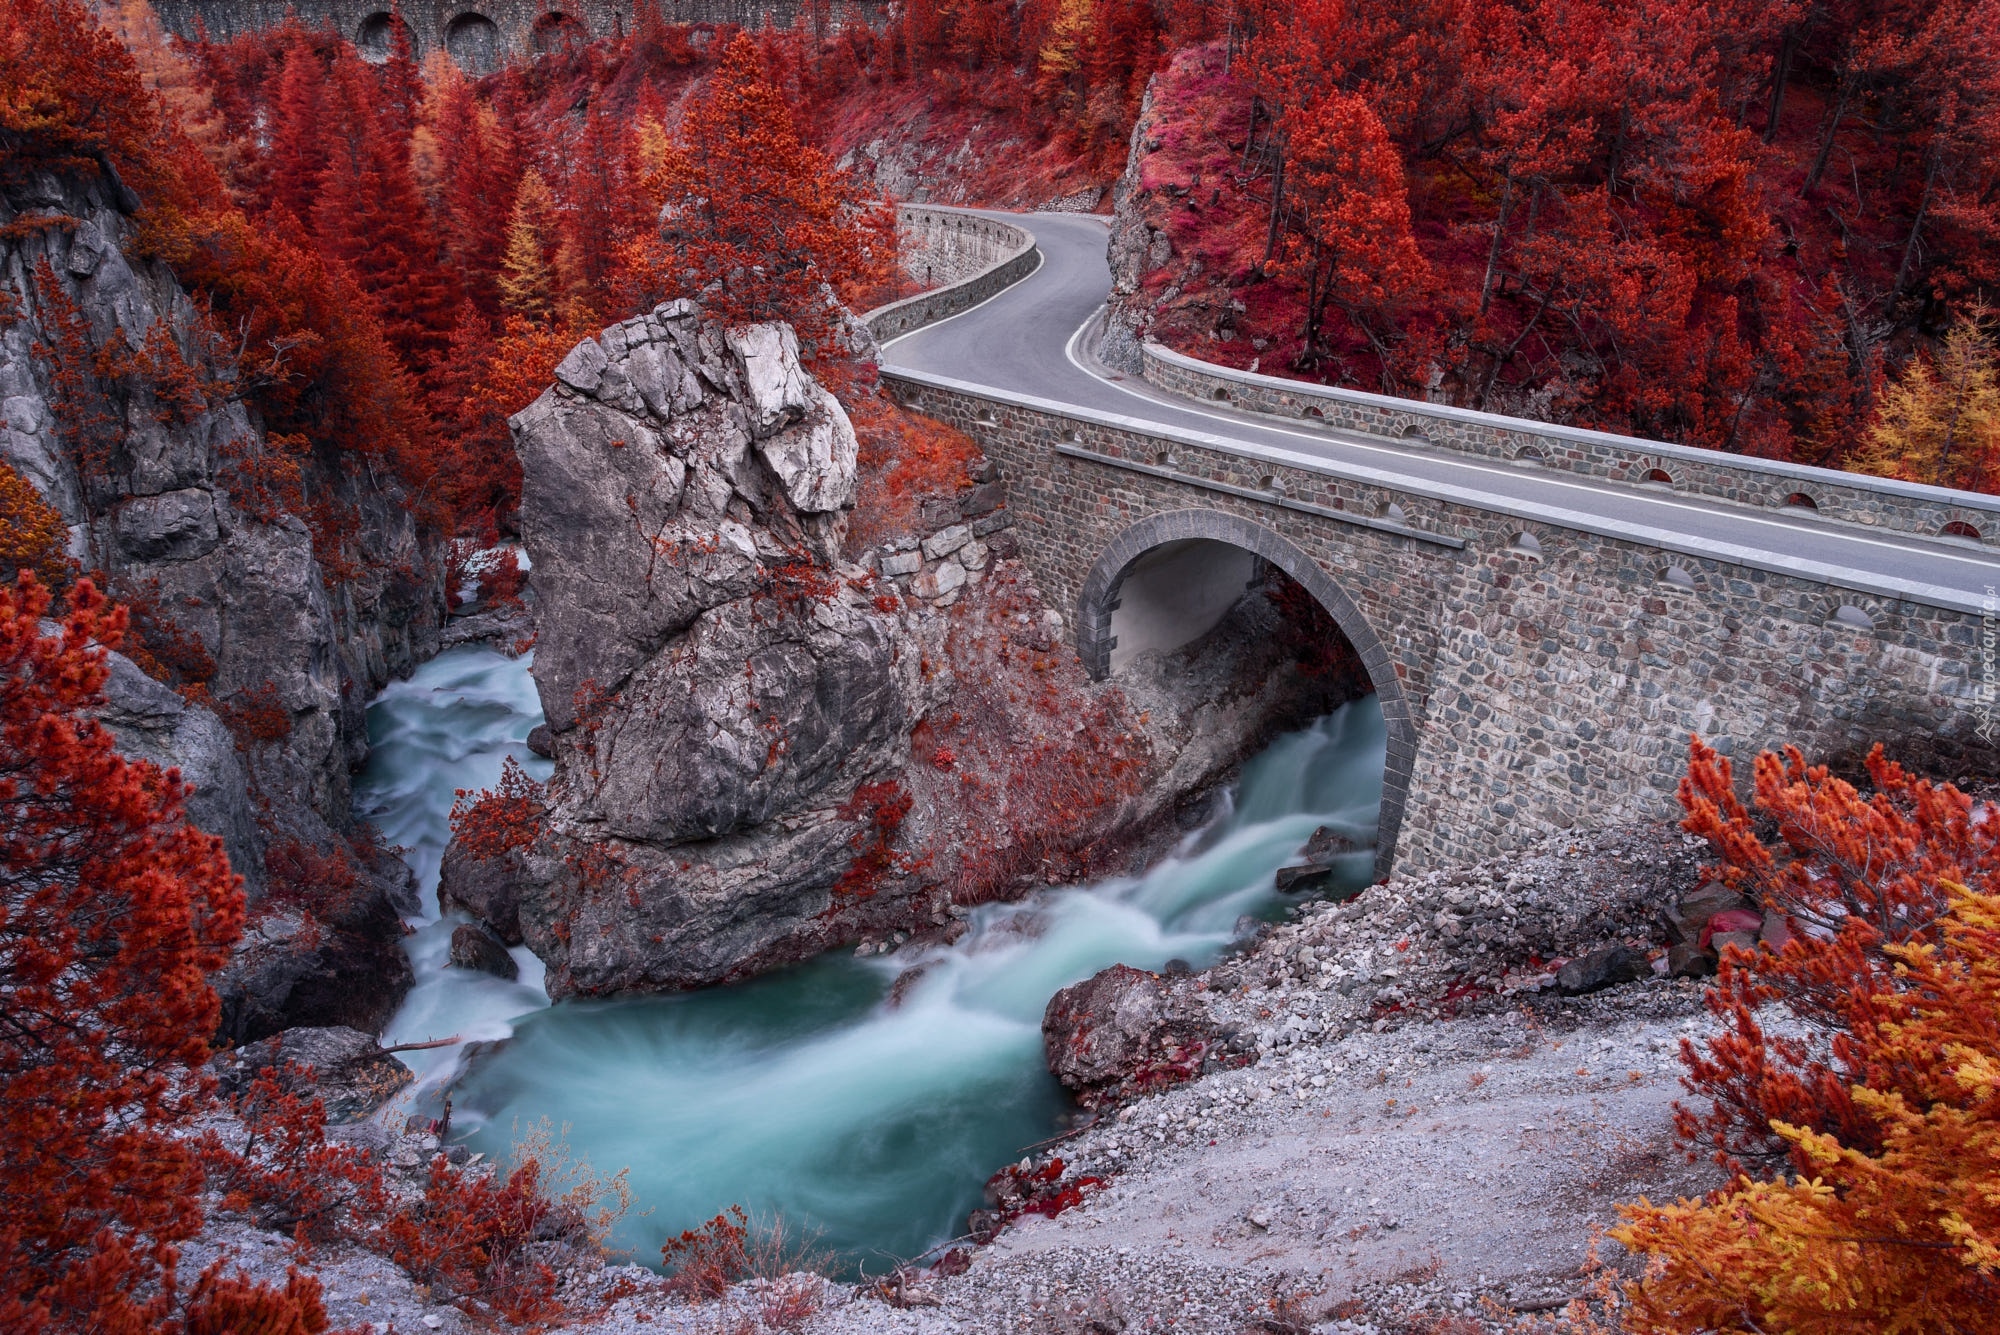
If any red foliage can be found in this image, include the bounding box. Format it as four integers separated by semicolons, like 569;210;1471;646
830;780;917;902
480;548;527;610
0;574;246;1332
845;397;981;549
628;33;895;357
378;1156;568;1324
198;1065;390;1249
225;680;294;745
1136;2;2000;471
260;835;371;926
1673;735;2000;1172
449;755;546;863
660;1205;752;1300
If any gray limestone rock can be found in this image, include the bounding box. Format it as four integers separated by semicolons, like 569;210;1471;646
449;921;520;980
213;1025;413;1123
1042;964;1217;1108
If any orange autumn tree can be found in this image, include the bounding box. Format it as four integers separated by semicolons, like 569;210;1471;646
1613;880;2000;1331
0;573;322;1332
632;32;896;356
1670;737;1998;1171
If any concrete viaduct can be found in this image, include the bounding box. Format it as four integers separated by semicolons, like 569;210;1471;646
152;0;883;73
872;208;2000;875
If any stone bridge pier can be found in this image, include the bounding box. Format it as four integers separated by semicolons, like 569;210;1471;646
886;381;1996;874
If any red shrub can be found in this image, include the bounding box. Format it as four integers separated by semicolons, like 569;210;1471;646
198;1065;389;1249
449;755;546;862
0;574;245;1332
660;1205;752;1301
379;1156;569;1325
1674;736;2000;1172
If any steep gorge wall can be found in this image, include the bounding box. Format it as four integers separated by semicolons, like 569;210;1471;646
1;168;442;1038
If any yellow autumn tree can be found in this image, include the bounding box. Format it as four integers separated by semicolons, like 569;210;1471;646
0;461;74;590
496;169;558;323
1612;880;2000;1333
1854;309;2000;493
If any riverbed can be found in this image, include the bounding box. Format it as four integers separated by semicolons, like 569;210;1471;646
356;644;1386;1275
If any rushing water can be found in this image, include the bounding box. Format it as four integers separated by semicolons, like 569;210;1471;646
359;645;1387;1275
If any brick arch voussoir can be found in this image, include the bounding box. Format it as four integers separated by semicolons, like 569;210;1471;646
1074;508;1416;875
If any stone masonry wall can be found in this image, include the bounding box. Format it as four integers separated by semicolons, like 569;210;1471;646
1143;342;2000;546
885;371;1997;874
865;208;1039;344
154;0;884;72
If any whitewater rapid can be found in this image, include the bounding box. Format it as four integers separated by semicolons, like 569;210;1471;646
358;646;1386;1273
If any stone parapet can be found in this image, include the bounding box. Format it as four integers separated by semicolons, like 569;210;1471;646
1141;341;2000;547
864;208;1040;344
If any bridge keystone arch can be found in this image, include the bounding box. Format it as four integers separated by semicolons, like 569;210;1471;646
1075;510;1419;875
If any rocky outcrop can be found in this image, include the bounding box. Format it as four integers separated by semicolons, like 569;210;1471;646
488;304;1370;998
212;1024;414;1123
1042;964;1224;1108
3;168;437;1039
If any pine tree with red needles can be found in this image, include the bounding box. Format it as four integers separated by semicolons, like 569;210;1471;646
0;572;253;1331
313;47;458;382
1673;736;2000;1172
631;33;896;356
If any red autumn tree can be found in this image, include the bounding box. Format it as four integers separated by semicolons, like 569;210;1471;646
1269;89;1430;381
1673;736;1999;1172
312;47;458;382
631;33;896;355
0;573;255;1331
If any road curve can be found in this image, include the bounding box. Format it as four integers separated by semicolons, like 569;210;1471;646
881;210;2000;614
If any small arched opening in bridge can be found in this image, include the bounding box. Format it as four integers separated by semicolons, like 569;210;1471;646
532;11;587;55
445;12;503;74
1639;467;1675;487
1514;445;1546;466
356;10;415;60
1075;511;1418;875
1782;490;1819;511
1941;519;1984;544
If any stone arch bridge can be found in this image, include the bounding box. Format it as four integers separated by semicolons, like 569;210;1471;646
153;0;884;73
875;209;2000;875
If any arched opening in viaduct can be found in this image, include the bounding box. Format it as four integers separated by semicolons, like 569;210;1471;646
1075;511;1417;875
356;10;415;60
445;11;503;73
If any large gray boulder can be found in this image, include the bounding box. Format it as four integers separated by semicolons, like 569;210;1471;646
505;304;917;993
515;302;860;733
1042;964;1220;1108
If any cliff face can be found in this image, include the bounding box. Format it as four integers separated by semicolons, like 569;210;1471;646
1;168;436;1039
473;304;1369;998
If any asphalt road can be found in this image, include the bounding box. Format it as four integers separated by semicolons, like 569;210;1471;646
881;210;2000;615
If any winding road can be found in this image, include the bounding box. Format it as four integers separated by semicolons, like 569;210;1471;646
880;210;2000;615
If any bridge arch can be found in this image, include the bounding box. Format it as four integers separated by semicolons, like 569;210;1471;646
1074;509;1419;873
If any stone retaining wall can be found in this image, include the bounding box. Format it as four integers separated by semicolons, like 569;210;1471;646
885;370;1996;875
1142;342;2000;546
864;208;1040;344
